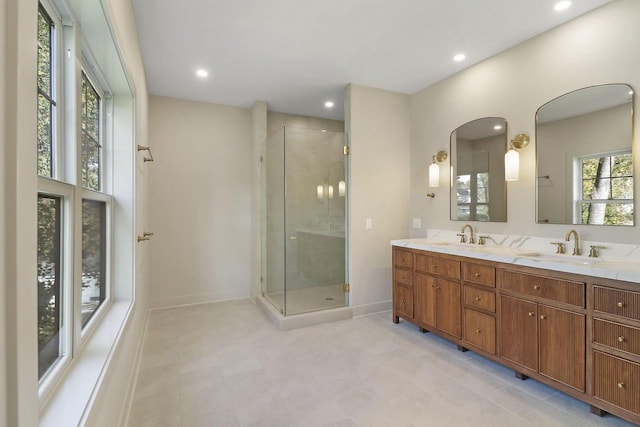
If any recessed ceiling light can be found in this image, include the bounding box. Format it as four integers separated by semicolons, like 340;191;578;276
196;69;209;78
321;129;327;132
453;53;466;62
325;101;334;108
554;1;571;11
494;125;503;130
629;90;634;95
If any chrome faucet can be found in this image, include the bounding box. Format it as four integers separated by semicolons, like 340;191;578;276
565;229;581;255
458;224;475;244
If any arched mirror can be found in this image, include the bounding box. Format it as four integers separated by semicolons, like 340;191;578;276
450;117;508;222
536;84;634;225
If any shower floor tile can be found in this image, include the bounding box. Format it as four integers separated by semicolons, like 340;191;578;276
264;283;346;315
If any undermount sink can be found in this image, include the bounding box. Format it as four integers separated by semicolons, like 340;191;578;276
531;253;640;272
413;239;539;257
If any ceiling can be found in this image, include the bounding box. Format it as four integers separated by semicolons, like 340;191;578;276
132;0;611;121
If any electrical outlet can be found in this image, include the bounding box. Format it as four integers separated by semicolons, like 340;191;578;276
412;218;421;229
366;218;373;230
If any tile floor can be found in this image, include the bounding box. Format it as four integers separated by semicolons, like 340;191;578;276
128;299;636;427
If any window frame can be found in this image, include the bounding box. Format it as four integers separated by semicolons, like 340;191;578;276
36;0;115;401
36;178;75;398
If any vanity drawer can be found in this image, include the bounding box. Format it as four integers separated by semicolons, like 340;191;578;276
594;286;640;322
463;263;496;287
593;319;640;357
464;285;496;313
394;249;413;269
464;309;496;354
593;351;640;415
394;268;413;288
499;269;585;308
415;254;460;280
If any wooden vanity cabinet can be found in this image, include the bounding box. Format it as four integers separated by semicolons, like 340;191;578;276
392;248;414;323
391;245;640;425
414;254;462;339
462;262;497;354
590;283;640;423
499;269;586;391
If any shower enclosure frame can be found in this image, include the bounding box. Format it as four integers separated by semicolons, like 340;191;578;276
261;125;349;316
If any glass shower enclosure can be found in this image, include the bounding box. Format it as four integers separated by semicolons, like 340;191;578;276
261;126;348;316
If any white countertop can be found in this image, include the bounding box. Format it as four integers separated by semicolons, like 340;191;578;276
391;238;640;284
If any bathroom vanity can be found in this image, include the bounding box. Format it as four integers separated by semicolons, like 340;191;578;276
392;240;640;426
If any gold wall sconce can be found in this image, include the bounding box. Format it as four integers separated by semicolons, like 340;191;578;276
427;150;448;197
505;133;530;181
137;145;154;162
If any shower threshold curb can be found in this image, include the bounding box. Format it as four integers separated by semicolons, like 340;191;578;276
255;294;353;330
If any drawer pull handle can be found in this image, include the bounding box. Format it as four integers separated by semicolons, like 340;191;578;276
540;314;547;320
436;286;441;290
402;298;406;304
475;329;481;333
618;336;625;343
475;297;481;301
617;382;625;389
431;284;436;288
617;301;625;308
533;285;541;290
528;312;535;317
433;265;439;269
475;273;481;277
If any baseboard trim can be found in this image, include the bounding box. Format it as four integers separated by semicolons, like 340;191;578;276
150;293;250;310
352;300;392;318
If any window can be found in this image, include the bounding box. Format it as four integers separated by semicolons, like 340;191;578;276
37;6;56;178
37;194;64;378
81;72;102;191
36;1;113;388
578;151;633;225
81;199;106;326
456;172;490;221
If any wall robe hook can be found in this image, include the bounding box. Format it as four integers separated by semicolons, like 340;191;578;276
137;145;154;162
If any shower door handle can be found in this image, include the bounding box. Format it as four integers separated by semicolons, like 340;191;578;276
289;236;297;241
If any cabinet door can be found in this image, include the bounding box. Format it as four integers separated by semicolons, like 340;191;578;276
437;278;461;338
464;309;496;354
501;296;538;371
394;285;414;320
539;305;585;391
415;273;436;328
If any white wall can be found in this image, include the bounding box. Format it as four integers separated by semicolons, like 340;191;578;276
346;84;411;315
149;96;253;308
410;0;640;244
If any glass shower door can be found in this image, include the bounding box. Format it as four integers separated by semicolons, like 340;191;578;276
284;127;348;315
